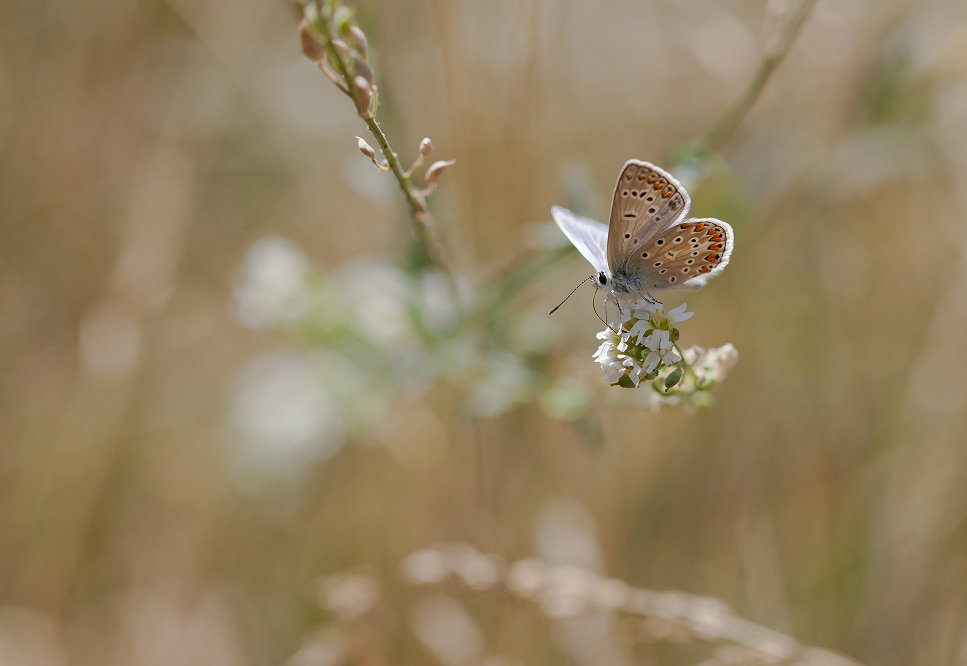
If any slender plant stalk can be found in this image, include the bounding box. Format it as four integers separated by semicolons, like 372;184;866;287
700;0;819;153
297;0;453;277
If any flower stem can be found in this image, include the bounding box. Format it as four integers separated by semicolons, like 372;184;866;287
298;0;453;277
699;0;818;153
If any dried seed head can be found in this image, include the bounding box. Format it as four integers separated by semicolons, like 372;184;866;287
419;137;433;157
298;19;325;62
425;159;456;187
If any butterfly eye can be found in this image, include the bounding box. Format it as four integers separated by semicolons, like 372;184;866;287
596;272;609;287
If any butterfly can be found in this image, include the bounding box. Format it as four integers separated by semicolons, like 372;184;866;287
551;159;733;308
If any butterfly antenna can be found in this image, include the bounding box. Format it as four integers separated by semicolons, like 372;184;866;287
549;275;594;315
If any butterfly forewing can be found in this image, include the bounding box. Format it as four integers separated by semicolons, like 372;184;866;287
607;160;691;272
550;205;609;273
636;217;733;289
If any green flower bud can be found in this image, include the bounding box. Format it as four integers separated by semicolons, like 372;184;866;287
333;5;354;36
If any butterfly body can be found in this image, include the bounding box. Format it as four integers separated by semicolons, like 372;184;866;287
552;160;733;303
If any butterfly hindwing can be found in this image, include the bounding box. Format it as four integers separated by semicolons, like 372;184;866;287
607;160;691;273
634;218;733;290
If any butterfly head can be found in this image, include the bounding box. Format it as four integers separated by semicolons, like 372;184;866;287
594;271;610;290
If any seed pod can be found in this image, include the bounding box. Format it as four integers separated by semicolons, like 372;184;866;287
664;367;683;390
615;374;637;389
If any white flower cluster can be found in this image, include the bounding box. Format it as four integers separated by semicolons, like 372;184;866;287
682;343;740;388
592;299;693;388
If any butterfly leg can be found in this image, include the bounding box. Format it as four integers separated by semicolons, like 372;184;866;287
630;284;662;308
642;289;662;307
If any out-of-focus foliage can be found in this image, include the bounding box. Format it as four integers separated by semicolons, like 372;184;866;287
2;0;967;664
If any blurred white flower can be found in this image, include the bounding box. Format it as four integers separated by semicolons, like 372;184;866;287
469;351;535;417
337;258;419;349
535;498;602;571
316;573;381;620
229;350;345;481
410;595;485;666
401;548;451;585
684;343;739;387
232;237;310;328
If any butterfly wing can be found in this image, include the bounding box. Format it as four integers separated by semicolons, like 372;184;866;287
607;160;691;273
633;217;734;290
550;205;609;274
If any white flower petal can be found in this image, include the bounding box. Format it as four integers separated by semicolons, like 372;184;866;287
641;331;661;350
667;303;695;324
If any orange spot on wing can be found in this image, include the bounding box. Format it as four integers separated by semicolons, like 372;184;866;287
694;224;706;231
679;223;692;229
705;253;720;262
708;243;722;251
699;265;711;273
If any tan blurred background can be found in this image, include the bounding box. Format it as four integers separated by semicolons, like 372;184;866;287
3;0;967;664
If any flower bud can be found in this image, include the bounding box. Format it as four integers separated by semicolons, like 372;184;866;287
352;76;374;118
299;19;325;61
350;25;369;58
352;57;375;87
419;137;433;157
425;159;456;187
333;5;354;36
331;39;351;60
355;136;376;160
355;136;388;170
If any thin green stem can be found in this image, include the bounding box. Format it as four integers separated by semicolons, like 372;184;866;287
673;342;689;372
699;0;819;153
